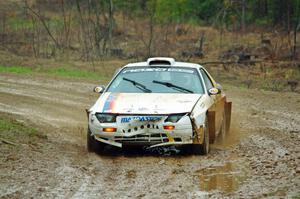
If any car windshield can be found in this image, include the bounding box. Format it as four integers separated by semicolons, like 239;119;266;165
106;67;204;94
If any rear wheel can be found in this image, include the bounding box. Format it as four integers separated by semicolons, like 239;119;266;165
87;128;105;152
193;118;210;155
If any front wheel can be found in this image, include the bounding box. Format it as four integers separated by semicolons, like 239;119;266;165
193;118;210;155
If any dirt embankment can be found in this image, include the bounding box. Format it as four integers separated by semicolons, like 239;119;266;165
0;74;299;198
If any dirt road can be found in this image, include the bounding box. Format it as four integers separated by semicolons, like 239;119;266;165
0;73;299;198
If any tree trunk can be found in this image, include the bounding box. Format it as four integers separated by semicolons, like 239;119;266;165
241;0;246;33
75;0;89;60
108;0;114;56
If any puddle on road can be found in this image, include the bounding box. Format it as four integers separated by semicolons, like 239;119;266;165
197;162;246;193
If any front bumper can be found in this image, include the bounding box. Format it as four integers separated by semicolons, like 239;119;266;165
89;114;194;148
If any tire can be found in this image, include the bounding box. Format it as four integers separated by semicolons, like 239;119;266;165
193;117;210;155
87;128;105;152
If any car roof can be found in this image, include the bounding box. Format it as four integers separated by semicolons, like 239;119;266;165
123;57;203;69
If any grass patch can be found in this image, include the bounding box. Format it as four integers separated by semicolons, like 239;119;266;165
0;65;105;80
0;116;37;137
7;18;34;31
6;17;64;31
292;194;300;199
0;66;32;74
0;113;46;145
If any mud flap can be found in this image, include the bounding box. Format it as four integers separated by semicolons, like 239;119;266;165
225;102;232;133
207;111;216;144
192;124;204;144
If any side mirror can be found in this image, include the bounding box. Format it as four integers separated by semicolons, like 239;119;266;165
208;87;220;95
216;83;223;91
94;85;105;93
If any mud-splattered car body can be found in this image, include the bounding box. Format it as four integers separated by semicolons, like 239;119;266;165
87;57;231;154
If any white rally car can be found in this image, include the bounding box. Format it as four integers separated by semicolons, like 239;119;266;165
87;57;231;155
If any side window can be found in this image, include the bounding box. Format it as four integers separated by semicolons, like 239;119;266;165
200;69;214;90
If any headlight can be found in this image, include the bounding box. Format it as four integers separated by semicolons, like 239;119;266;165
164;113;186;123
95;113;117;123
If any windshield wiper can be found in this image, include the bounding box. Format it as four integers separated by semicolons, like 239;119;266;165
123;77;152;93
152;80;194;93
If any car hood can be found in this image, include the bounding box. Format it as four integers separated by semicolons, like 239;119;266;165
92;92;202;114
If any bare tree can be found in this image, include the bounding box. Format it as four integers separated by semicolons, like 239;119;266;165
143;0;157;57
60;0;71;50
24;0;60;49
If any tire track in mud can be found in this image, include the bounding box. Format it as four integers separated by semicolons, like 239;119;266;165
0;92;83;126
0;74;299;198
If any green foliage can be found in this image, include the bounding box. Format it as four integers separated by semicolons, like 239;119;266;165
7;18;34;31
254;18;270;27
189;0;223;24
6;16;64;32
115;0;147;15
114;0;300;28
155;0;191;23
115;0;223;24
48;17;65;30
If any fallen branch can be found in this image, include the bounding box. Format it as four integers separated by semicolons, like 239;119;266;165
0;138;18;146
199;60;262;65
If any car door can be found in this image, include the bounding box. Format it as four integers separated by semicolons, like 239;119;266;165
200;68;224;135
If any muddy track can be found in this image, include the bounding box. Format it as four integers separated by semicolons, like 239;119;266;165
0;74;299;198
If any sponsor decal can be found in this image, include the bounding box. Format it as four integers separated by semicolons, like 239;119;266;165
120;116;162;123
102;93;121;112
122;68;194;74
